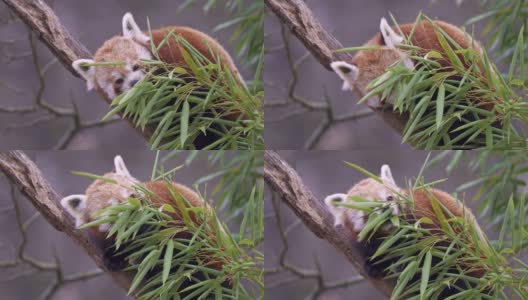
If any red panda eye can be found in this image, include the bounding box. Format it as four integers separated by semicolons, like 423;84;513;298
132;64;140;71
114;78;124;85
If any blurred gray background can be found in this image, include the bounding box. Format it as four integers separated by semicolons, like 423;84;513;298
264;149;516;299
264;0;493;150
0;150;234;300
0;0;251;149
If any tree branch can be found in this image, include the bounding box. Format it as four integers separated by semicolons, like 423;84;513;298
1;0;90;75
264;150;393;298
2;0;153;141
264;0;407;135
0;150;134;292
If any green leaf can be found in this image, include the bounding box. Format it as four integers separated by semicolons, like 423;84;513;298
163;239;174;284
180;101;190;148
420;251;432;299
435;84;445;130
344;161;383;183
391;260;419;300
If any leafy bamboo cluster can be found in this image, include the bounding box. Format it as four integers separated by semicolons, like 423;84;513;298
76;151;263;300
431;150;528;227
102;32;263;150
338;162;528;299
351;13;527;149
466;0;528;62
178;0;264;66
182;150;264;235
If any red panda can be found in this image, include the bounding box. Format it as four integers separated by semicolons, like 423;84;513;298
72;13;246;148
324;164;489;295
60;155;213;271
330;17;483;108
72;12;243;100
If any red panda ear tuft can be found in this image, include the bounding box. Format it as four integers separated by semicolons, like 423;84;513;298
122;12;150;45
380;18;404;49
72;59;96;91
380;164;396;186
114;155;132;177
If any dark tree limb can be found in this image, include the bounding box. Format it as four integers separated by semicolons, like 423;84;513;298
264;150;393;298
0;150;134;292
264;0;407;135
2;0;153;141
2;0;90;75
264;0;354;70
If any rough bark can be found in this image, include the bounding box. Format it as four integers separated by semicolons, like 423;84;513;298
264;0;407;134
2;0;153;141
0;150;134;292
264;150;394;298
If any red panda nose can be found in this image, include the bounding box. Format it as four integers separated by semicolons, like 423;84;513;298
130;80;139;87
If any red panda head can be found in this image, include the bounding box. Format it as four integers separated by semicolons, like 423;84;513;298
330;18;414;106
60;155;140;233
72;13;152;99
324;164;402;233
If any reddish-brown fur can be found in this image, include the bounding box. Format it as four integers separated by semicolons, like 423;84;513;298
407;188;488;277
351;20;484;100
148;27;244;122
85;178;207;240
149;27;240;80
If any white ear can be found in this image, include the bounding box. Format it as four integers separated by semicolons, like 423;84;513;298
380;164;396;186
72;59;96;91
380;18;404;49
380;18;414;69
380;18;414;70
122;12;150;44
60;194;87;228
324;193;348;227
330;61;359;92
114;155;131;177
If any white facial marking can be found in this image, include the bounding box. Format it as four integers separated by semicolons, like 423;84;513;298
99;223;111;232
98;76;116;99
120;188;130;199
379;164;400;216
350;210;365;232
108;198;119;206
98;198;120;232
75;216;86;228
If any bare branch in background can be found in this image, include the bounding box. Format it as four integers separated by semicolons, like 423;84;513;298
264;150;394;298
264;23;374;149
265;194;365;299
0;150;134;294
264;0;353;69
0;32;120;149
0;183;103;300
